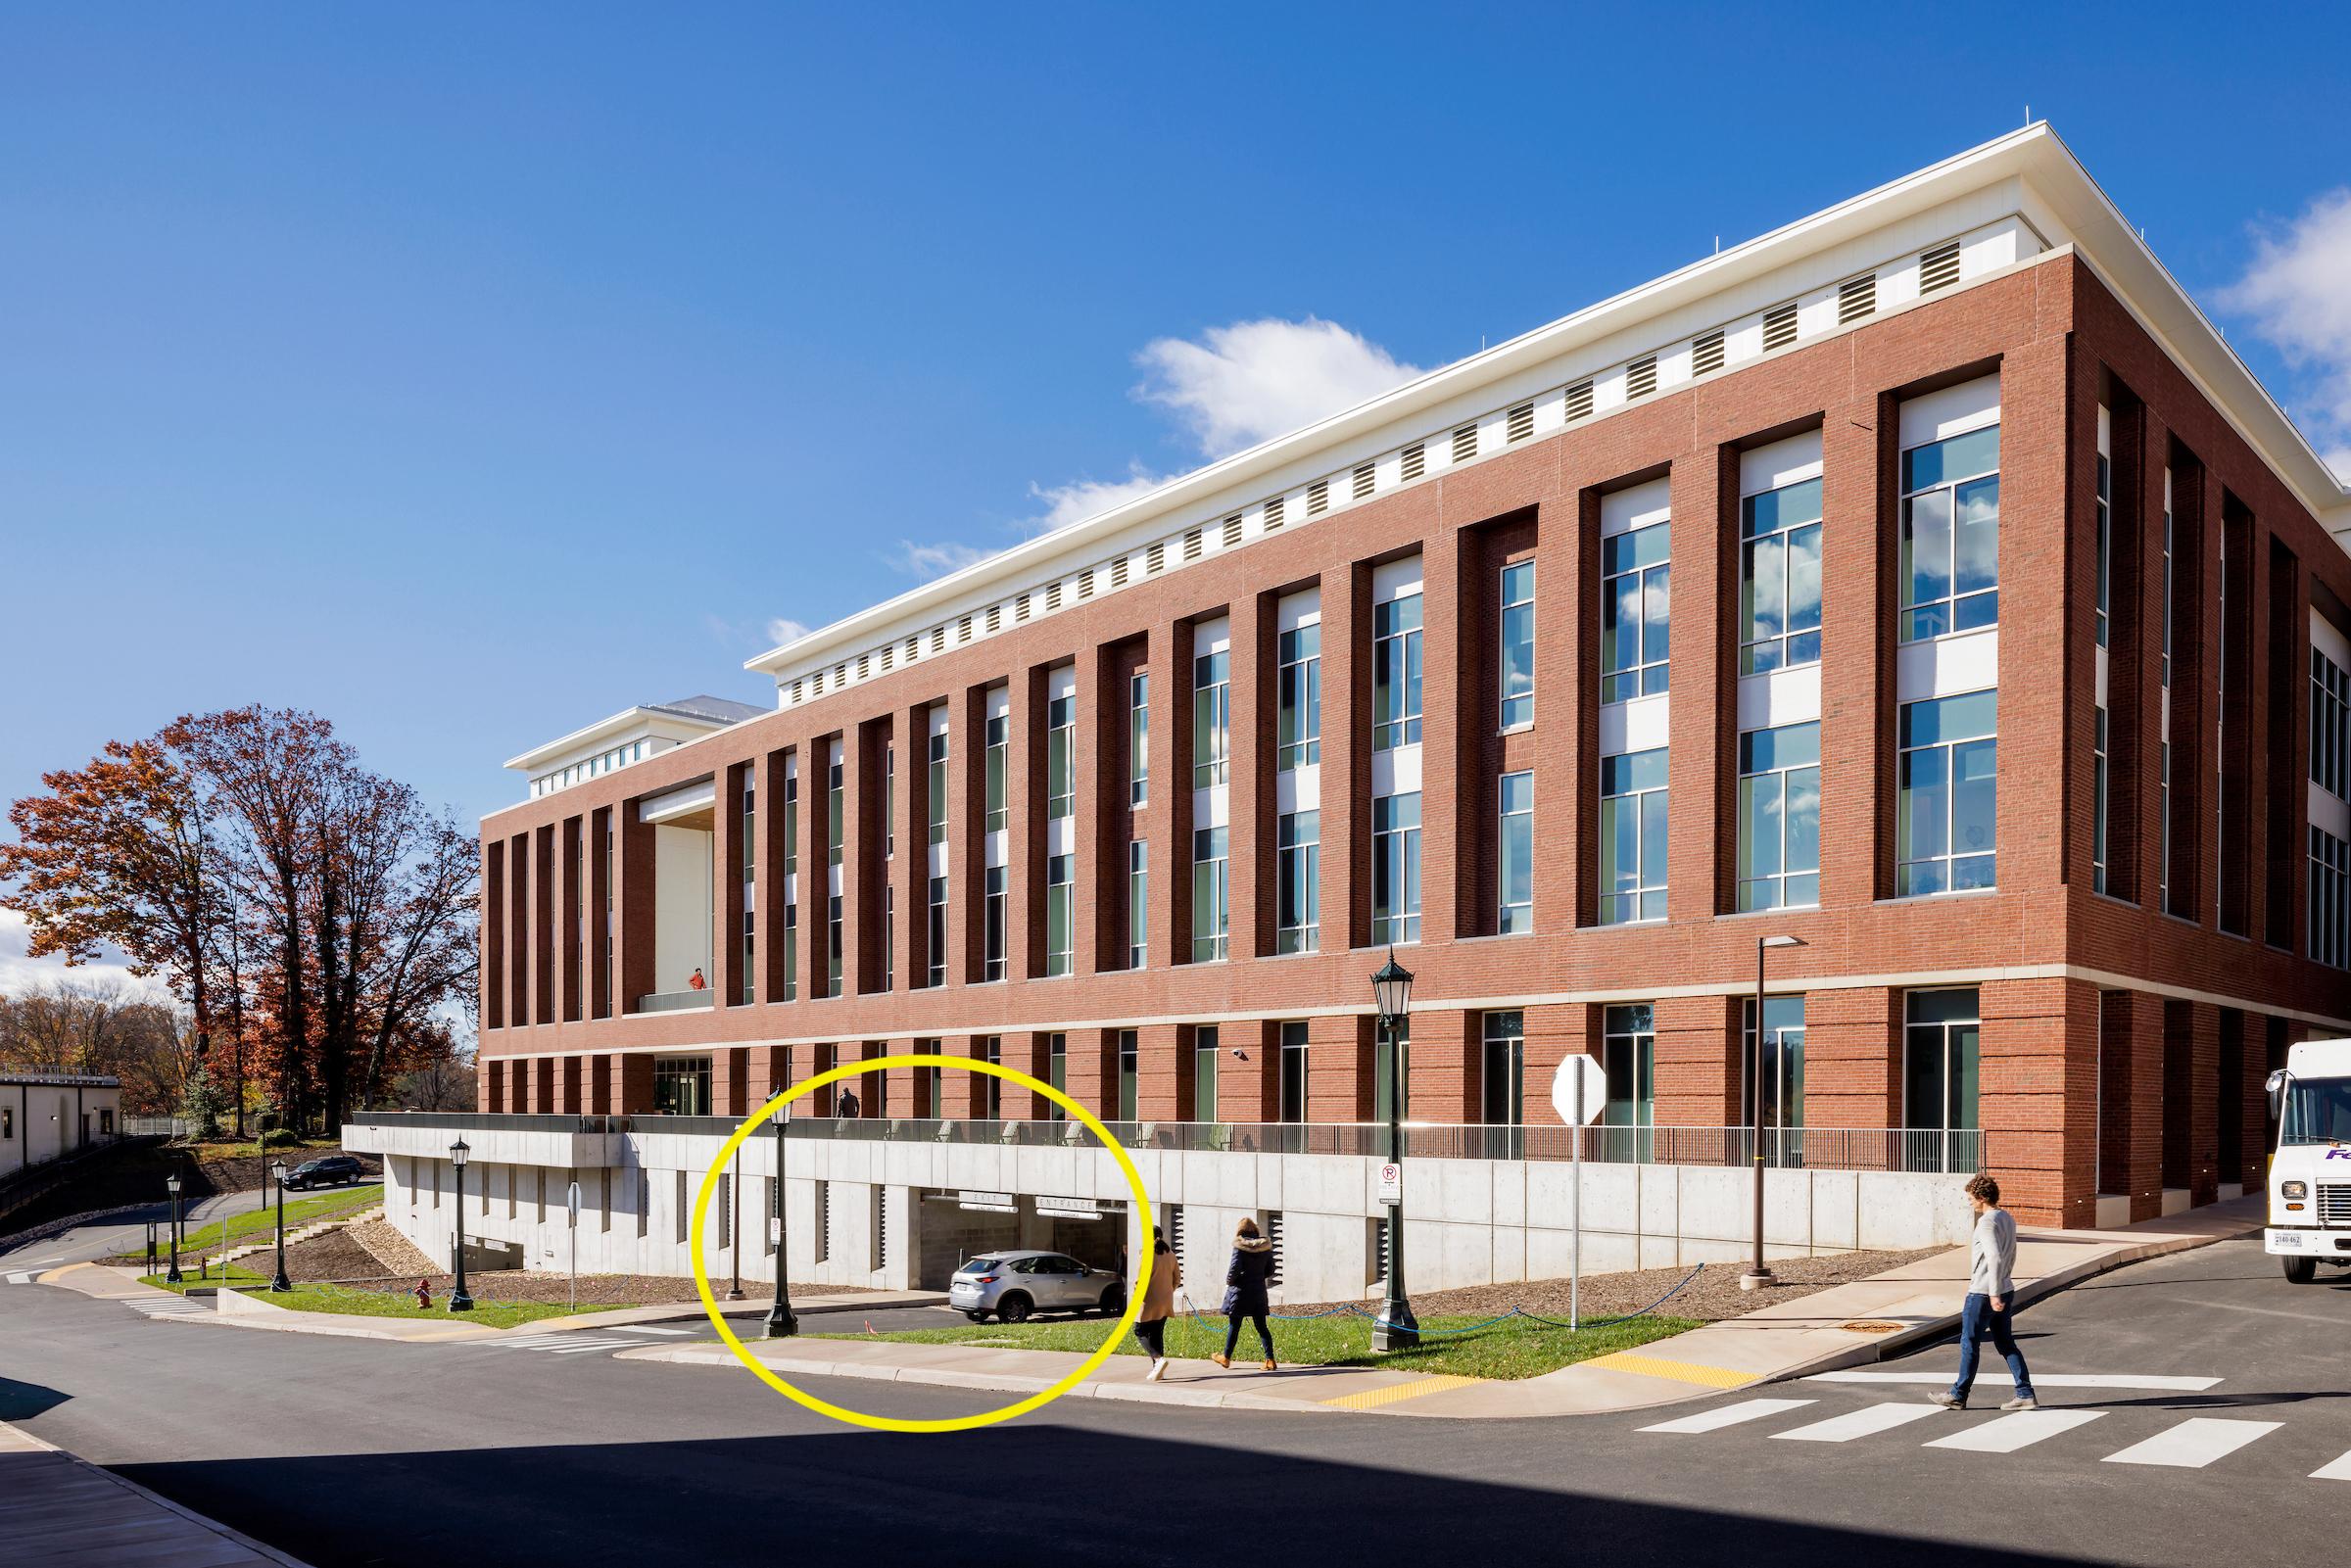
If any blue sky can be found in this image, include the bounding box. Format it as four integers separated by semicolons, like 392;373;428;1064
4;5;2350;986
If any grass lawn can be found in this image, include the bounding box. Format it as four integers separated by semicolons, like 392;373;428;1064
138;1268;598;1329
109;1185;384;1262
819;1307;1702;1380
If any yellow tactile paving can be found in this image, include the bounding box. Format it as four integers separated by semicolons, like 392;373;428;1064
1319;1374;1485;1409
1581;1351;1755;1390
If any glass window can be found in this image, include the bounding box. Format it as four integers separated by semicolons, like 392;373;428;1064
780;901;797;1003
1499;562;1536;729
1737;722;1821;912
1191;827;1229;962
1742;996;1806;1164
980;1037;1001;1120
782;772;799;876
1481;1011;1524;1126
1046;1034;1068;1122
1278;625;1322;769
927;729;948;845
883;746;894;860
1372;594;1424;750
1045;854;1074;976
1601;1004;1655;1164
1128;839;1148;970
1046;693;1076;822
1129;673;1149;806
2313;648;2350;799
1192;1026;1220;1122
1741;476;1823;674
1278;1021;1310;1123
1371;792;1422;945
881;883;892;989
983;866;1007;981
2161;476;2175;688
2093;706;2109;896
827;755;844;867
1601;523;1670;702
1193;650;1230;788
1118;1030;1139;1121
1599;748;1668;925
1898;689;1998;896
826;894;842;996
1903;989;1980;1169
1276;810;1319;954
651;1056;712;1117
984;713;1008;833
2313;827;2351;970
926;875;946;988
2094;431;2111;650
1899;424;2000;641
1498;771;1534;933
1373;1017;1411;1125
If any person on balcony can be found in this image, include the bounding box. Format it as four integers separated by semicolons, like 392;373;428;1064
687;968;707;991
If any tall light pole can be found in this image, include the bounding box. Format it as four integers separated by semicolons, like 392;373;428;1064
1742;934;1806;1292
766;1105;798;1338
726;1146;745;1301
165;1172;183;1285
448;1138;475;1312
1370;949;1418;1352
268;1159;292;1293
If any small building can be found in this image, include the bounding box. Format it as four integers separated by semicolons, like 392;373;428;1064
1;1069;123;1181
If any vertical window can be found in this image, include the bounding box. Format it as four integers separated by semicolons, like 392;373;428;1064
827;753;844;867
2159;740;2172;912
1370;793;1422;945
1498;562;1535;729
1278;1021;1309;1123
1481;1011;1524;1126
1191;828;1229;962
926;875;946;988
1601;1004;1655;1163
1737;722;1821;912
782;772;799;877
882;884;893;990
1899;424;2000;641
1373;1017;1411;1125
780;902;797;1003
1903;989;1981;1167
1601;523;1670;701
927;729;947;845
1118;1029;1139;1122
1045;854;1074;976
1498;771;1534;933
1598;748;1668;925
2094;416;2111;649
1276;810;1319;954
983;867;1008;981
2312;647;2350;798
2093;707;2109;896
1127;840;1148;970
740;784;756;1005
1278;625;1322;768
1743;996;1807;1162
1129;672;1149;806
1046;1033;1068;1122
1740;477;1823;673
1192;650;1230;788
2312;828;2351;970
981;1037;1002;1120
984;712;1008;833
883;746;895;860
826;895;842;996
1897;689;1998;895
1371;595;1424;748
1191;1026;1221;1122
1046;692;1076;821
2161;474;2175;688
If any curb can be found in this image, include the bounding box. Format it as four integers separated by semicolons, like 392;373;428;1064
1;1419;317;1567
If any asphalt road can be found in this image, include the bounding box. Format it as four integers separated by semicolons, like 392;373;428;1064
0;1185;276;1277
2;1238;2338;1568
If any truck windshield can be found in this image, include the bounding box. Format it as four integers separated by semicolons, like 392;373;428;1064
2282;1078;2351;1145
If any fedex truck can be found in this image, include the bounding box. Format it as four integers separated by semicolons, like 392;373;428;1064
2266;1038;2351;1282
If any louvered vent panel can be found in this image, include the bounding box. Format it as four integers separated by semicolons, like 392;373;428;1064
1692;330;1725;377
880;646;893;671
1078;568;1094;598
1182;527;1202;561
905;635;919;662
834;662;846;686
1045;582;1061;612
1625;356;1656;400
1507;402;1534;443
1111;557;1128;588
1838;273;1876;324
1146;541;1165;574
812;671;825;694
931;626;946;653
984;605;1000;634
1401;442;1425;481
1919;241;1961;294
1015;593;1031;622
1452;424;1477;463
1265;496;1285;531
1762;302;1799;352
790;680;803;704
1308;479;1328;515
1354;462;1374;499
1564;380;1594;421
958;615;973;641
1223;513;1243;547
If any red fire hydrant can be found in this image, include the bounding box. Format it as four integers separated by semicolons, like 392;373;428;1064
414;1277;433;1310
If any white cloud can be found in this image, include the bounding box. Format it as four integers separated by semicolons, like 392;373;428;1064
2220;189;2351;470
0;907;172;1002
1133;316;1426;458
764;617;813;647
888;539;995;580
1024;464;1175;535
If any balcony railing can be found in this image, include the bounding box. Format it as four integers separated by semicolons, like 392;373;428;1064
636;990;714;1015
350;1112;1983;1172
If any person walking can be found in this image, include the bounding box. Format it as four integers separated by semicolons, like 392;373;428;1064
1932;1173;2039;1411
1211;1216;1277;1371
1133;1225;1181;1382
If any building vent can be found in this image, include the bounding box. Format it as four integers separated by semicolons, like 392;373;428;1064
958;614;973;642
1014;593;1031;622
790;679;803;704
1920;240;1961;294
1401;441;1425;482
1167;1202;1185;1259
1265;496;1285;531
1507;402;1534;443
1182;527;1202;562
1838;272;1876;324
1625;356;1657;400
815;1180;832;1263
1452;424;1477;464
905;635;920;662
812;670;826;695
1146;541;1165;574
1111;555;1129;588
880;645;893;672
1762;302;1799;352
1267;1210;1286;1286
1045;581;1062;612
1354;461;1375;500
1564;380;1594;421
984;604;1001;635
1078;567;1094;599
1692;329;1725;377
857;653;870;680
834;662;847;687
1307;478;1328;515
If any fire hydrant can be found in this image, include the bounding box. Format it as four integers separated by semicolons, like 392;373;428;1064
413;1277;433;1310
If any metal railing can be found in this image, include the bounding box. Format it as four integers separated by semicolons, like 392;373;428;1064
635;990;714;1015
121;1117;190;1139
344;1112;1983;1172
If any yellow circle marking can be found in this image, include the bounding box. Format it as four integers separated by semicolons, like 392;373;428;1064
689;1052;1154;1434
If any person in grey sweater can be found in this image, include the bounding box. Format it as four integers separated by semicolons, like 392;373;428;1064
1932;1173;2039;1411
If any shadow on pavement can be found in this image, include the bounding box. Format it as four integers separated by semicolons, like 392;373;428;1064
0;1377;71;1422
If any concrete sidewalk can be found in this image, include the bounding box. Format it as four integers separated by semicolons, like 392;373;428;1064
620;1197;2263;1420
1;1419;311;1566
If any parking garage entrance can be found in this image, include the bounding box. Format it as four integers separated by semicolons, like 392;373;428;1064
911;1189;1129;1288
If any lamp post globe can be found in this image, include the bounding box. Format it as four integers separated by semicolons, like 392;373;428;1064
165;1172;183;1285
766;1107;798;1338
268;1159;293;1293
448;1137;474;1311
1369;948;1419;1353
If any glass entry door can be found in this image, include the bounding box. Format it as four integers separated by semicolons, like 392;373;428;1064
1742;997;1806;1165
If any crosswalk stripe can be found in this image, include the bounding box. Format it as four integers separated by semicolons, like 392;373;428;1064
2101;1418;2280;1469
2310;1450;2351;1481
1924;1409;2107;1452
1773;1402;1946;1444
632;1325;693;1336
1640;1399;1815;1435
1809;1370;2223;1392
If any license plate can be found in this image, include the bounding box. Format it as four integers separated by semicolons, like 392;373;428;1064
2278;1233;2303;1248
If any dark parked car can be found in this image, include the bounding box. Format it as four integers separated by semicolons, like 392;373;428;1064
281;1156;364;1190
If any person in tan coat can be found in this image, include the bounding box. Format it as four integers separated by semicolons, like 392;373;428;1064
1133;1224;1181;1381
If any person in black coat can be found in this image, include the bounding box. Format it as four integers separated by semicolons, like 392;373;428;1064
1212;1216;1278;1370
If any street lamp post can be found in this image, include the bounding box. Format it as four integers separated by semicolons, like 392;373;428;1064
766;1106;798;1338
165;1173;183;1285
448;1138;475;1312
726;1146;745;1301
1742;934;1806;1292
268;1159;292;1293
1370;949;1418;1353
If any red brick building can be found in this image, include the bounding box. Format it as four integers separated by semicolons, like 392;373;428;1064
469;125;2351;1229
